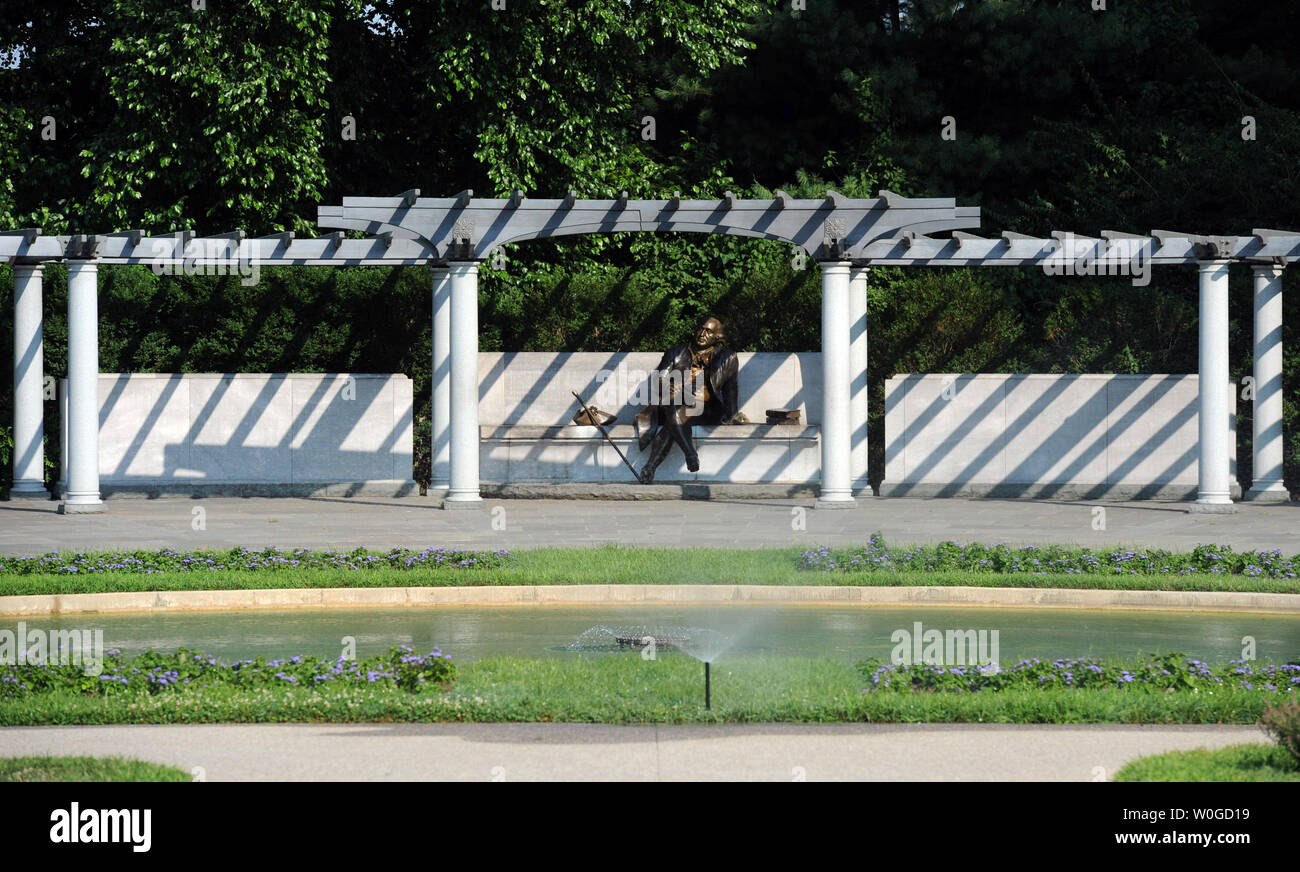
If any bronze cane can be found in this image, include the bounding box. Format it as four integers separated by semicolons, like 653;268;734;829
570;389;641;480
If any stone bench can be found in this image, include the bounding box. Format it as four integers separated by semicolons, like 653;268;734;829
479;422;820;483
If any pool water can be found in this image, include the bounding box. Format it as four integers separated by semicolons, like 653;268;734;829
8;604;1299;664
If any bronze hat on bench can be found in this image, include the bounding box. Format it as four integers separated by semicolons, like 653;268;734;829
572;405;617;427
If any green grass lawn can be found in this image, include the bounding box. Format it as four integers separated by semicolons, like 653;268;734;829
3;545;1298;596
0;755;190;782
1114;743;1300;782
1;654;1290;725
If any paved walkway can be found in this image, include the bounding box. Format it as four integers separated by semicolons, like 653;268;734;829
0;723;1265;781
1;495;1297;554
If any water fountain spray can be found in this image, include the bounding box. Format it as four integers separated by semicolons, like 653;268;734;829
683;630;731;712
566;624;733;711
680;629;731;711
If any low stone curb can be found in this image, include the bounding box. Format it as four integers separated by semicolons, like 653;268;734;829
1;584;1297;616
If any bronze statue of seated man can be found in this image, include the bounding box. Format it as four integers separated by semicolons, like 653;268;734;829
634;316;747;483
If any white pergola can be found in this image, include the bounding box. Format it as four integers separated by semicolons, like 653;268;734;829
3;190;1294;513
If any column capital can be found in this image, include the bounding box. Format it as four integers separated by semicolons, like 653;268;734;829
12;261;45;277
1249;260;1286;277
1195;257;1232;270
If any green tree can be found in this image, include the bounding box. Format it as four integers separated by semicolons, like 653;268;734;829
326;0;770;199
74;0;340;234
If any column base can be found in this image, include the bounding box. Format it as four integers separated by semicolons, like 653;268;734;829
1243;484;1291;503
1188;500;1237;515
6;485;51;500
58;500;104;514
442;494;484;510
815;495;858;510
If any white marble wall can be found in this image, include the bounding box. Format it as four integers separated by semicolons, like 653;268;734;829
60;374;414;495
882;374;1237;498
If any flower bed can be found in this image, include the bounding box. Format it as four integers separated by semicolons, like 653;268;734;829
0;546;512;576
0;645;454;699
804;534;1300;578
859;653;1300;694
2;654;1296;725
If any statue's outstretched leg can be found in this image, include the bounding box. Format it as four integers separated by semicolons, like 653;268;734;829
638;430;674;483
663;410;699;473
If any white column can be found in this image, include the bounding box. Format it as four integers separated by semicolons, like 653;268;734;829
1193;259;1233;511
430;266;451;492
817;261;856;507
849;266;870;495
10;264;47;498
59;260;103;514
1246;263;1287;500
444;261;482;508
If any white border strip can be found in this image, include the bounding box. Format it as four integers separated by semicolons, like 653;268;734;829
0;585;1297;616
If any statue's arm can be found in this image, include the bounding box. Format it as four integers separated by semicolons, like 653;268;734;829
651;345;683;404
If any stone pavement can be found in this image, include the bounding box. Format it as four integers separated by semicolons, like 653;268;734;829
1;495;1297;555
0;723;1266;781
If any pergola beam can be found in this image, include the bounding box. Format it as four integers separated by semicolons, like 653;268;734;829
1;228;41;246
317;192;981;261
5;230;1300;268
0;235;441;265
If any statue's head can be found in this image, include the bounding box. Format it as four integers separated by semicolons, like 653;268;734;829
694;317;724;349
